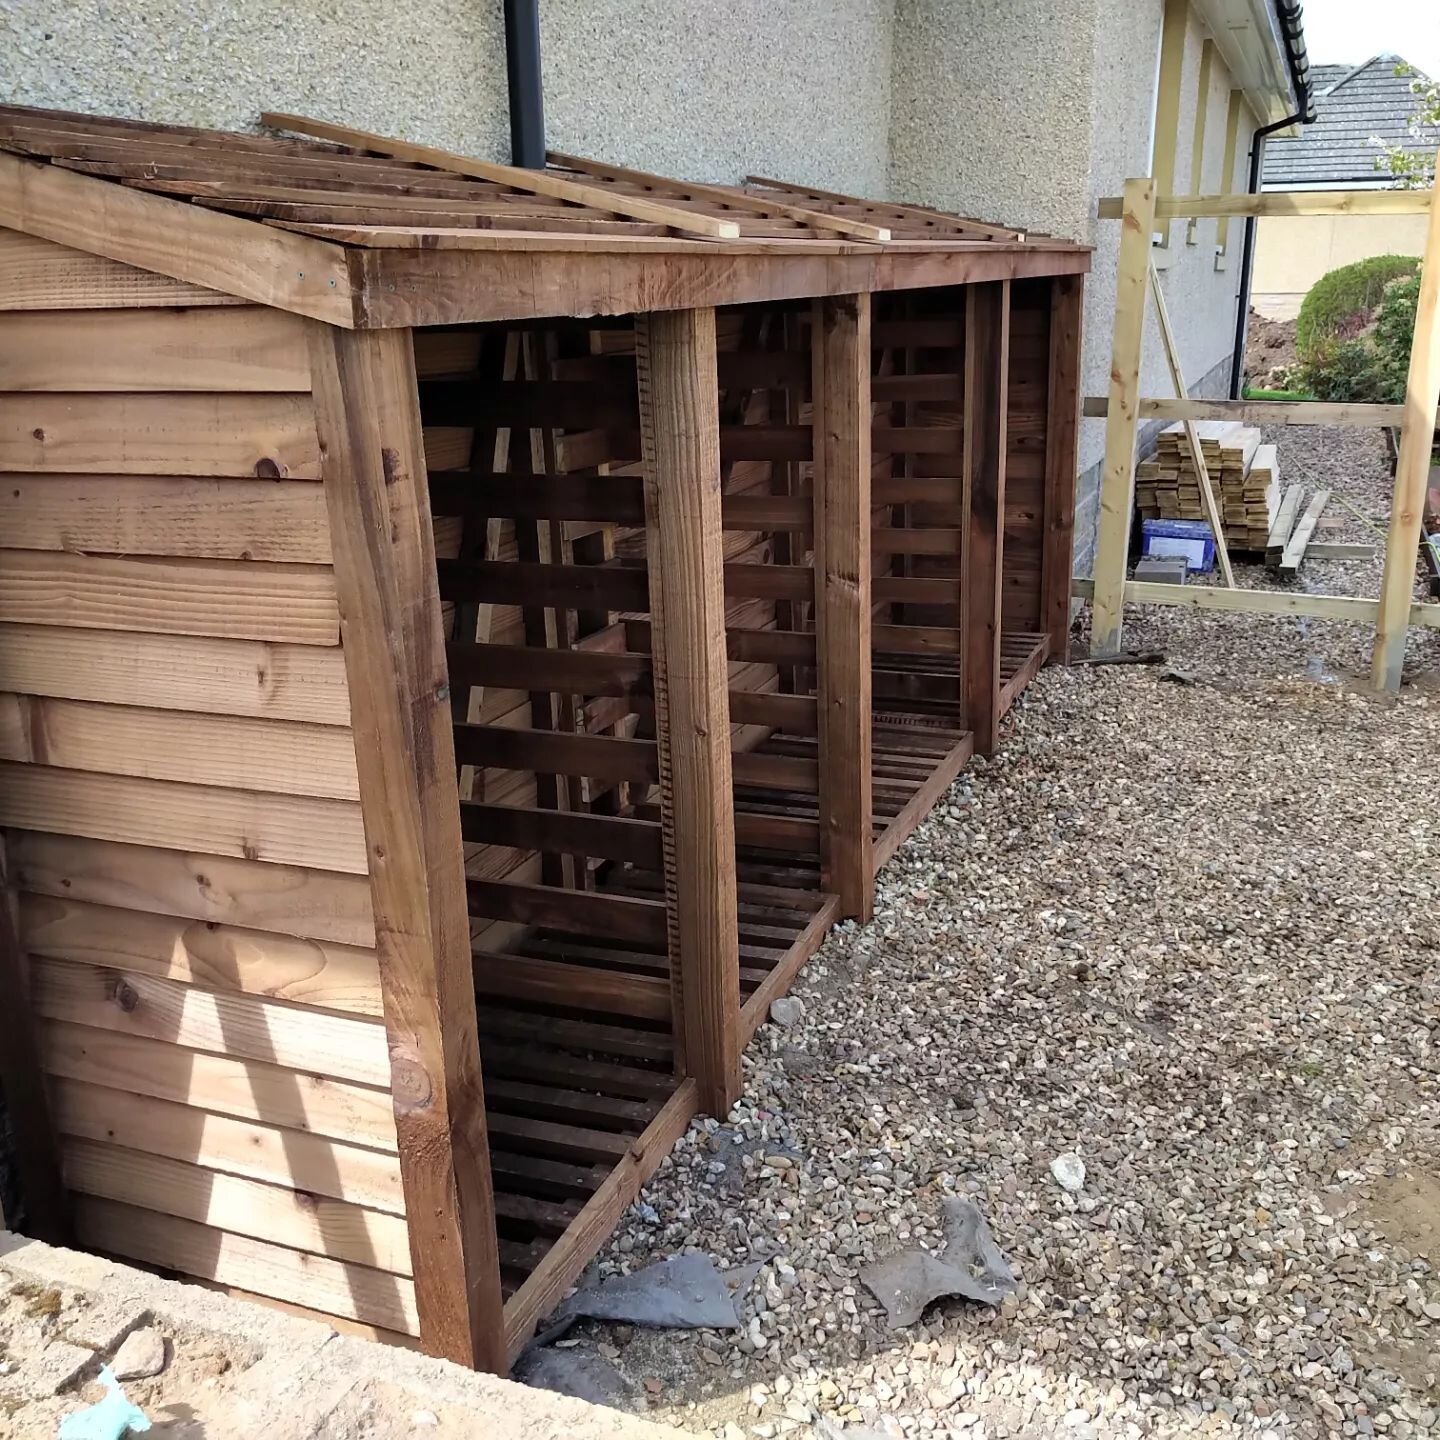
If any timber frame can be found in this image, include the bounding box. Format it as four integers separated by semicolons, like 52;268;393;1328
0;104;1088;1370
1088;174;1440;689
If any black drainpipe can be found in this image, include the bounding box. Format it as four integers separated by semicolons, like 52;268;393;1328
504;0;546;169
1230;0;1315;397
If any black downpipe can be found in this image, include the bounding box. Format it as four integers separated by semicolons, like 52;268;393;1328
1229;113;1302;397
504;0;546;169
1230;0;1314;397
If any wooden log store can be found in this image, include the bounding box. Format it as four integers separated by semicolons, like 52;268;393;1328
0;104;1089;1371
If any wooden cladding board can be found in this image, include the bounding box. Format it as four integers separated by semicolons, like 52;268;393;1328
0;299;418;1337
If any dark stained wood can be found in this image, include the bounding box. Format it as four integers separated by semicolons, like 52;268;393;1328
1042;274;1083;660
636;307;740;1115
962;282;1011;756
812;293;873;921
307;322;506;1371
453;725;658;782
460;802;663;866
0;835;71;1242
467;879;667;944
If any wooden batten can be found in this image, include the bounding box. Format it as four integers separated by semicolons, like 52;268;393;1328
963;282;1011;756
308;321;507;1370
812;294;874;920
636;307;741;1115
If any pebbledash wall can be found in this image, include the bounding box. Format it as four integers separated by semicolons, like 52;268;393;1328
1;0;1257;576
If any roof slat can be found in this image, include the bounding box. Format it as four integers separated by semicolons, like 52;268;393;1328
260;112;743;241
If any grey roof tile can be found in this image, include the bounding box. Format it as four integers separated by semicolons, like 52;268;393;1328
1262;53;1439;186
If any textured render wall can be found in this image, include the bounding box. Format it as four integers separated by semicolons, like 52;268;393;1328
0;0;512;156
0;0;894;193
542;0;894;191
888;0;1098;239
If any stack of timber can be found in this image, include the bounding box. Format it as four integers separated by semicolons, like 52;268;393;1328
1135;423;1276;549
0;100;1090;1375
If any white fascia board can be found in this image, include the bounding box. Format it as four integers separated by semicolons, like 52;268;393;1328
1192;0;1299;127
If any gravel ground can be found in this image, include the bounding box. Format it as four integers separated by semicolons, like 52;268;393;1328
555;423;1440;1440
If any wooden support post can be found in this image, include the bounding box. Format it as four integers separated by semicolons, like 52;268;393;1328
963;281;1011;756
308;323;507;1372
1091;178;1157;657
1147;260;1235;587
812;293;874;921
1372;158;1440;691
1042;274;1084;661
0;836;71;1243
635;308;741;1116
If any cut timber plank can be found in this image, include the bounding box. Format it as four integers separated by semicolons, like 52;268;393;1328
637;306;740;1115
309;321;506;1370
812;293;873;921
1081;395;1406;427
62;1138;411;1275
8;832;375;948
1091;179;1156;656
547;151;891;242
0;624;350;725
1098;189;1434;220
74;1196;418;1334
1266;483;1304;555
0;229;245;311
49;1076;401;1211
0;551;339;644
20;895;380;1014
261;114;741;240
0;307;310;391
0;476;331;563
1373;167;1440;690
43;1021;396;1150
32;959;390;1086
0;393;321;477
0;152;356;325
0;763;369;873
1278;490;1329;573
0;694;359;799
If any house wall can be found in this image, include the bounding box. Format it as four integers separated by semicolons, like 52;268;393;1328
1252;212;1432;320
0;0;893;194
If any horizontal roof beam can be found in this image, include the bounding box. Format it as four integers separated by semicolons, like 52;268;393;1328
1098;187;1433;219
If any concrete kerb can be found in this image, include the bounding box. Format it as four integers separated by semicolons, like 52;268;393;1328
0;1231;685;1440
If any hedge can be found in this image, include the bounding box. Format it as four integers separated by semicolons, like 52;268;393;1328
1295;254;1420;359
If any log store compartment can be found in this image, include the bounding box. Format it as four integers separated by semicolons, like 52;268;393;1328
0;105;1088;1371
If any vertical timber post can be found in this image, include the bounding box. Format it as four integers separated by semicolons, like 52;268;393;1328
1371;165;1440;691
636;307;741;1117
1042;274;1084;662
963;281;1011;757
1090;177;1157;657
813;293;874;920
308;323;508;1372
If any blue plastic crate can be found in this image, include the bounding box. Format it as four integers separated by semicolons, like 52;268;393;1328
1141;517;1215;573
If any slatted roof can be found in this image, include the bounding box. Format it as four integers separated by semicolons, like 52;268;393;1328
0;103;1088;327
0;102;1044;249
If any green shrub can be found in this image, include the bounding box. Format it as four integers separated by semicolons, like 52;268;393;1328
1293;268;1421;404
1296;254;1420;359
